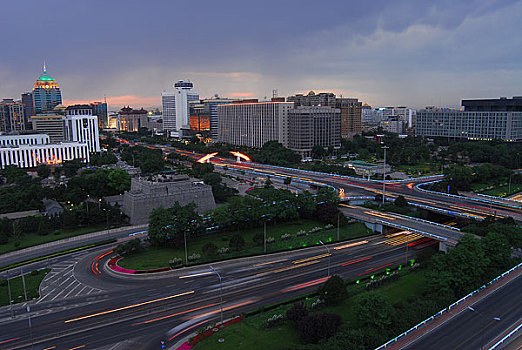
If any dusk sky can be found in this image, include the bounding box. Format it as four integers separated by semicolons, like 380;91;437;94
1;0;521;110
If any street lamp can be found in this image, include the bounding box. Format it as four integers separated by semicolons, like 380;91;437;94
318;240;331;277
102;208;109;235
381;145;389;205
209;265;224;325
467;306;501;350
508;173;514;195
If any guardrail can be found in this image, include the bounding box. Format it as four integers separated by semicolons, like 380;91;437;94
415;181;522;210
489;321;522;349
409;202;485;221
374;261;522;350
253;162;444;183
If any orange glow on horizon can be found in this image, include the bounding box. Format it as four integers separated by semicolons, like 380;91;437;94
64;94;160;107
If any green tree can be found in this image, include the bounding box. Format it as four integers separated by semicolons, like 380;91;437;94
312;145;325;159
394;195;408;208
148;202;203;247
229;233;246;251
318;275;347;305
192;162;215;178
107;169;131;194
481;232;513;276
354;291;394;330
298;313;343;344
284;176;292;189
37;164;51;179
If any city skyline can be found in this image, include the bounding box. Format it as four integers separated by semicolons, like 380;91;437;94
1;0;522;109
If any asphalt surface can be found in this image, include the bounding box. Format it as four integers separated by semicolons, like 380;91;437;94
403;273;522;350
0;233;426;349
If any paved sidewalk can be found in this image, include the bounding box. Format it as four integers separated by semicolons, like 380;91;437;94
385;266;522;350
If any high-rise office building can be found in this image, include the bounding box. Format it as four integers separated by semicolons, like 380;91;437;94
21;92;35;128
33;65;62;114
189;97;233;138
161;80;199;137
288;106;341;157
416;97;522;141
0;99;26;132
287;91;336;107
218;99;293;148
91;102;108;128
64;105;100;152
31;114;66;142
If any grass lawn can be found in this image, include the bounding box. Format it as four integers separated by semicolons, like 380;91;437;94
479;184;522;198
0;269;50;306
393;164;440;176
0;225;112;255
195;269;426;350
118;221;371;270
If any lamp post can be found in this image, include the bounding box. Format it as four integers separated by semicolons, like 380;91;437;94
184;231;188;265
467;306;501;350
102;208;109;235
209;265;224;325
27;305;34;349
381;145;389;205
318;240;331;277
508;173;513;195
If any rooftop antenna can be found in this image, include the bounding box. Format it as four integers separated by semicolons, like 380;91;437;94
272;89;278;99
43;62;47;73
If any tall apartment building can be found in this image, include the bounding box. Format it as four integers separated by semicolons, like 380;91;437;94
118;107;148;132
416;97;522;141
21;92;34;128
288;106;340;157
336;98;362;139
64;105;101;152
218;99;294;148
0;99;26;132
161;80;199;137
33;65;62;114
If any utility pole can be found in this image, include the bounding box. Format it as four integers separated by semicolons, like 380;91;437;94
319;240;331;277
27;305;34;349
263;221;267;254
382;145;389;205
209;266;224;325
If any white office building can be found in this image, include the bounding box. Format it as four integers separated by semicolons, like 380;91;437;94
218;100;293;148
162;80;199;138
0;142;89;169
64;108;100;153
0;134;49;147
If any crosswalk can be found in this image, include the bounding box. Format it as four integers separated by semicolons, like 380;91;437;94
37;258;102;304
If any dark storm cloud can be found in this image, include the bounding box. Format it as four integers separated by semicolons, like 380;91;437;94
0;0;521;108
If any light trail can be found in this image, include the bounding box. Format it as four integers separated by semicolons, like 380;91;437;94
253;258;288;267
341;256;373;266
0;338;20;345
186;300;255;320
292;253;331;264
65;291;195;323
282;276;330;293
334;240;368;250
168;320;208;341
132;303;218;326
358;263;393;276
261;260;321;275
179;272;213;279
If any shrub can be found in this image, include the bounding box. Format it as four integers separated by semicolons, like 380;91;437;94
169;257;183;268
53;230;61;235
354;291;394;329
311;298;325;310
298;313;342;344
202;242;218;257
217;247;229;255
229;234;246;251
253;232;264;246
296;230;307;237
286;302;308;325
309;226;322;234
324;224;334;230
281;233;292;240
318;275;347;305
266;236;275;244
266;314;284;328
188;253;201;262
14;241;20;248
30;270;39;276
0;233;8;245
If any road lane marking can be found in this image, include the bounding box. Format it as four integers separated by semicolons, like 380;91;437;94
292;253;330;264
179;272;213;279
132;303;219;326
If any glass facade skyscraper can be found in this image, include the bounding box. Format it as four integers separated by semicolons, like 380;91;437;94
33;66;62;114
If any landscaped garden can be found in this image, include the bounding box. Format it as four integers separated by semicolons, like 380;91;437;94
0;269;50;306
117;220;370;270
